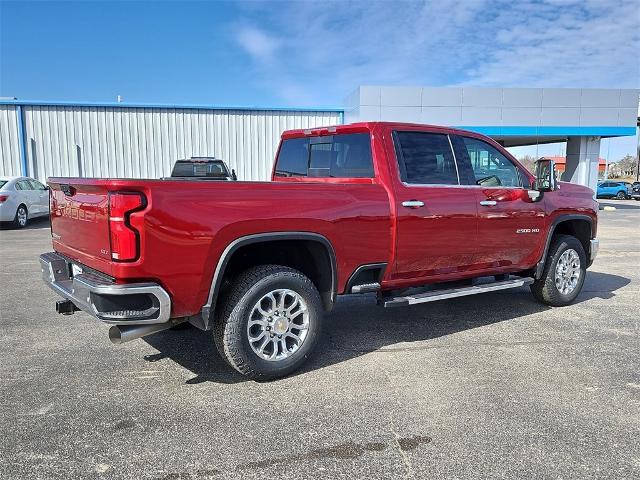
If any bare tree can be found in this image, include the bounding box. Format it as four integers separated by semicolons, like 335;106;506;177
517;155;537;174
612;155;638;178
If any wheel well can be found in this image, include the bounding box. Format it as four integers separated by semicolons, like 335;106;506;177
217;239;335;312
552;219;591;256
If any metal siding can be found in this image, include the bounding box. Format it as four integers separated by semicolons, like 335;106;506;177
16;105;339;183
0;105;22;176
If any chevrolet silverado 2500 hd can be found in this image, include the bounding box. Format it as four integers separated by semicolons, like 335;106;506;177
40;122;599;379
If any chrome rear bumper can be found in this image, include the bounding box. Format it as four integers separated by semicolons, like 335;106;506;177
39;252;171;324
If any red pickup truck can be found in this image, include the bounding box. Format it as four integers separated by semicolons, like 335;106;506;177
41;122;599;379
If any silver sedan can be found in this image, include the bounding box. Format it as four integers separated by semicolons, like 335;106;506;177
0;176;50;228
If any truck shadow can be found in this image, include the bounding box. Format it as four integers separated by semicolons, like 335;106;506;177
142;271;629;384
0;216;50;230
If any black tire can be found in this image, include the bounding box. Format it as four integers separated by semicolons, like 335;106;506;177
213;265;323;380
531;234;586;307
616;191;627;200
12;204;28;229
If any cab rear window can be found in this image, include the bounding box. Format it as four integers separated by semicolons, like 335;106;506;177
274;133;373;178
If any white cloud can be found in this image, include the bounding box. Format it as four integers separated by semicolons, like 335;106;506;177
235;25;281;61
232;0;640;105
461;0;640;88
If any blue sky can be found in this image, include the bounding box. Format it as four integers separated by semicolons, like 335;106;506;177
1;0;638;159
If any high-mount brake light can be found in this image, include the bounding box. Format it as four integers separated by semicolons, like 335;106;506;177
303;126;336;136
109;192;145;261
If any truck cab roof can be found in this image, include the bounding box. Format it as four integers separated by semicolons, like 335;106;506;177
280;121;479;139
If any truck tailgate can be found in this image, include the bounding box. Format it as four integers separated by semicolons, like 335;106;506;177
49;181;113;274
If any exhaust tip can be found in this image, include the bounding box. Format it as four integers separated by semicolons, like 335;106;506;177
107;320;183;345
108;326;124;345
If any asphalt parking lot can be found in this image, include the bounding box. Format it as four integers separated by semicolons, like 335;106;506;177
1;200;639;480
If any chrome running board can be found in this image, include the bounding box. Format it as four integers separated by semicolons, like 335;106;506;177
383;277;534;308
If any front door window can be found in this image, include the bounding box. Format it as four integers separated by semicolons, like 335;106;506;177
458;137;522;188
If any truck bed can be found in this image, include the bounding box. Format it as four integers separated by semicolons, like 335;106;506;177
48;177;392;318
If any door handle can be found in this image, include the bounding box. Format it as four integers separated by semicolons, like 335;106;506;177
402;200;425;208
479;200;497;206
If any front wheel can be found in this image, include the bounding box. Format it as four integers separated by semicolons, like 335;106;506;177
213;265;323;380
616;191;627;200
531;234;586;306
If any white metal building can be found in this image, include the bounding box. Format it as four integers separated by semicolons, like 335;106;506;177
0;101;342;182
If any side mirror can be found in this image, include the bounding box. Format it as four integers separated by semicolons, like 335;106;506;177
534;158;558;192
231;169;237;181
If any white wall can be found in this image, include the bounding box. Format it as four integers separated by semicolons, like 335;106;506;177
0;105;22;177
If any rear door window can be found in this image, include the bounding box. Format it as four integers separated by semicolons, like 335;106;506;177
274;133;373;178
16;180;33;190
393;131;459;185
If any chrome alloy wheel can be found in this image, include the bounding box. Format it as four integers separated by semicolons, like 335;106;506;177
247;289;310;361
17;207;27;227
554;248;581;295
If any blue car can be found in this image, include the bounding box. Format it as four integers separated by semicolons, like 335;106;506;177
597;181;631;199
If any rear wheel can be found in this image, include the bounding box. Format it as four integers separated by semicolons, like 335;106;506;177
616;190;627;200
12;204;28;228
531;234;586;306
213;265;323;380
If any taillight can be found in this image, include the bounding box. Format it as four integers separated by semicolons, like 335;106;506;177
0;195;8;203
109;192;145;262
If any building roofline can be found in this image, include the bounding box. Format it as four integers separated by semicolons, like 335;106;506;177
0;99;344;113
